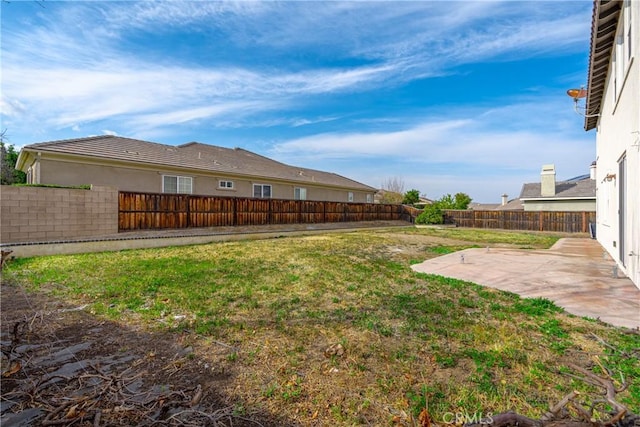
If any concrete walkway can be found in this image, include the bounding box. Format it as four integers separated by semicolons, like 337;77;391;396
411;238;640;330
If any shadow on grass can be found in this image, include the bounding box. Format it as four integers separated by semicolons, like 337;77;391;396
0;282;295;427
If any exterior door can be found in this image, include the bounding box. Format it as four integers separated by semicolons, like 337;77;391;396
618;153;626;267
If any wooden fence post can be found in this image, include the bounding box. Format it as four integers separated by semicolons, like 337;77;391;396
323;202;326;223
186;195;191;228
539;211;543;232
233;198;237;226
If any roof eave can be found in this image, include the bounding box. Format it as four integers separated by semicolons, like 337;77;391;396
521;196;596;201
584;0;622;131
15;149;32;172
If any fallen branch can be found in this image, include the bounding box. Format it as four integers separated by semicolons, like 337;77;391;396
566;363;627;414
466;363;636;427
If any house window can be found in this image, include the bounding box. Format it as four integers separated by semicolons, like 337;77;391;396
294;187;307;200
253;184;272;198
616;33;625;82
624;0;632;61
366;194;373;203
612;49;618;102
613;3;632;104
163;175;192;194
348;192;354;202
219;180;234;190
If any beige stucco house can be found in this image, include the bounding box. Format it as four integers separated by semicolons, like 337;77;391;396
584;0;639;287
519;164;596;212
16;136;376;203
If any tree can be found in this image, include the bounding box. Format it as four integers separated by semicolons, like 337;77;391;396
402;189;420;205
381;176;405;194
436;194;455;209
379;177;405;204
453;192;472;210
1;131;27;185
430;192;472;210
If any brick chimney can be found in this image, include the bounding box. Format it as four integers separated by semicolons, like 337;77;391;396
540;164;556;197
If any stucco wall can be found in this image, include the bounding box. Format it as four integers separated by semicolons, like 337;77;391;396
594;1;639;288
33;158;373;203
522;199;596;212
0;185;118;244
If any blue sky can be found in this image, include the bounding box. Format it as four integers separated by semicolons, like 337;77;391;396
1;1;595;202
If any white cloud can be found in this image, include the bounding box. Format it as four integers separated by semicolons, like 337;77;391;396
0;97;26;117
272;122;589;169
0;0;595;203
1;1;592;137
292;116;341;127
270;96;594;201
271;119;473;159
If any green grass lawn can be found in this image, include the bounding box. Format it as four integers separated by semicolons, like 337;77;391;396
3;227;638;425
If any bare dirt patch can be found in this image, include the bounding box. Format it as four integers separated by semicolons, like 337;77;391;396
0;283;291;427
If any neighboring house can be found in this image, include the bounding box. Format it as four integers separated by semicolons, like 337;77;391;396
374;189;402;204
468;203;500;210
469;194;524;211
16;136;376;203
584;0;639;287
519;164;596;212
417;196;434;205
496;197;524;211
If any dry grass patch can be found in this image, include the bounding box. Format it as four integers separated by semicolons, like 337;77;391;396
3;227;638;426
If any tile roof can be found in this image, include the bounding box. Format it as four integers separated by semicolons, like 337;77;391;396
584;0;622;131
20;136;375;191
468;203;500;210
495;198;524;211
468;199;524;211
520;178;596;200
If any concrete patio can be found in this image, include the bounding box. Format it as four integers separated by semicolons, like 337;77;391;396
411;238;640;330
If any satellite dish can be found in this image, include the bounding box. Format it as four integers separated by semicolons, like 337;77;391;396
566;88;587;99
567;86;599;118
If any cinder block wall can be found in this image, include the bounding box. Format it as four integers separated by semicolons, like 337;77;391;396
0;185;118;244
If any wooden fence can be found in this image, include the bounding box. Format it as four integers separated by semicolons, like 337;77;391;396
442;210;596;233
118;192;409;231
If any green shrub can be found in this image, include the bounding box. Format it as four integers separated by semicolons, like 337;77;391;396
402;189;420;205
415;204;443;224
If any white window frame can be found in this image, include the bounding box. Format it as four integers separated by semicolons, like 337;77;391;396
613;3;633;106
294;187;307;200
253;183;272;199
218;180;234;190
162;175;193;194
616;33;625;85
624;0;632;62
612;48;618;104
366;194;373;203
348;192;354;202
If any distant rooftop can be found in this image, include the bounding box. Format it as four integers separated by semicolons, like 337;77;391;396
520;177;596;200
